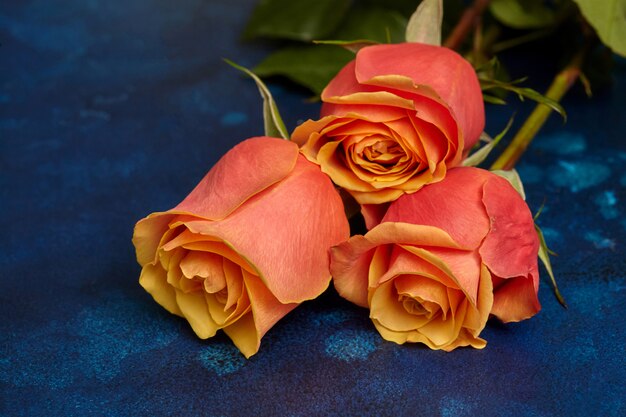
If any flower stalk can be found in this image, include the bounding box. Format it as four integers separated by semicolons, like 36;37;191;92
443;0;491;50
490;49;586;171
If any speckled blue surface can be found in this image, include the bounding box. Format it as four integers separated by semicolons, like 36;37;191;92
1;1;625;416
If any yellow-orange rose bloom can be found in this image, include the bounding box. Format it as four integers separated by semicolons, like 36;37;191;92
331;222;493;350
132;137;349;358
331;167;541;350
292;43;485;205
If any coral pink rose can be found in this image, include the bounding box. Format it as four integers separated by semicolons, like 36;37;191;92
331;167;540;350
132;137;349;358
292;42;485;205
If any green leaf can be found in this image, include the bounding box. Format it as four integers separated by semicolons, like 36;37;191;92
462;115;514;167
491;168;526;200
313;39;380;54
333;6;408;43
482;94;507;105
224;59;289;140
253;46;353;95
480;78;567;120
243;0;352;41
360;0;426;17
405;0;443;45
513;87;567;121
491;28;555;54
489;0;559;29
573;0;626;57
250;5;406;95
535;224;568;308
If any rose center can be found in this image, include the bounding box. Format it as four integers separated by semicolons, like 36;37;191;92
402;297;428;315
215;287;228;304
362;140;402;167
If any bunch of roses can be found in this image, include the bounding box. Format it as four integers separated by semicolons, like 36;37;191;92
133;43;541;358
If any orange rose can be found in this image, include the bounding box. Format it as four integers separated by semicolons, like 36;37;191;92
292;43;485;205
331;168;540;350
133;137;349;357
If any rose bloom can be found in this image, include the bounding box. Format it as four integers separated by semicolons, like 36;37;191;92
133;137;349;358
292;42;485;205
331;167;540;350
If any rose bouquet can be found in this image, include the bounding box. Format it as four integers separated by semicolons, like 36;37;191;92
130;0;597;357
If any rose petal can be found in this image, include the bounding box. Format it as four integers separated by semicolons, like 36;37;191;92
368;245;392;289
133;214;175;266
164;248;185;289
351;188;405;204
332;222;460;307
161;228;218;252
367;222;461;250
407;115;447;171
463;264;494;333
372;320;421;345
361;203;389;230
175;289;219;339
205;286;250;327
370;280;431;331
139;263;183;316
321;60;364;99
188;156;349;303
322;92;415;112
418;301;464;347
354;43;485;149
394;275;449;316
378;246;458;290
174;137;299;221
331;235;377;307
454;330;487;350
179;252;226;293
480;174;540;280
322;105;409;123
293;117;356;160
205;293;230;325
180;239;256;275
491;273;541;323
223;313;258;359
317;140;375;192
383;167;491;249
235;270;298;353
222;258;245;311
424;247;482;306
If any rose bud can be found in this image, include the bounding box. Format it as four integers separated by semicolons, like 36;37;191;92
292;42;485;205
133;137;350;358
331;167;540;351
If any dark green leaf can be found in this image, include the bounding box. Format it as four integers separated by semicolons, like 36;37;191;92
482;94;507;105
333;6;408;43
491;168;526;200
514;87;567;120
224;59;289;139
491;28;555;54
535;224;568;308
489;0;560;29
313;39;379;53
480;78;567;120
361;0;425;17
405;0;443;45
573;0;626;57
462;115;514;167
253;46;353;95
243;0;352;41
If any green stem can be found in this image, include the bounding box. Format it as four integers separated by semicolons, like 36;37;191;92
443;0;491;51
490;50;585;170
491;28;553;54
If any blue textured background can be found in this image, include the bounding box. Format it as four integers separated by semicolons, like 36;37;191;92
1;1;625;416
